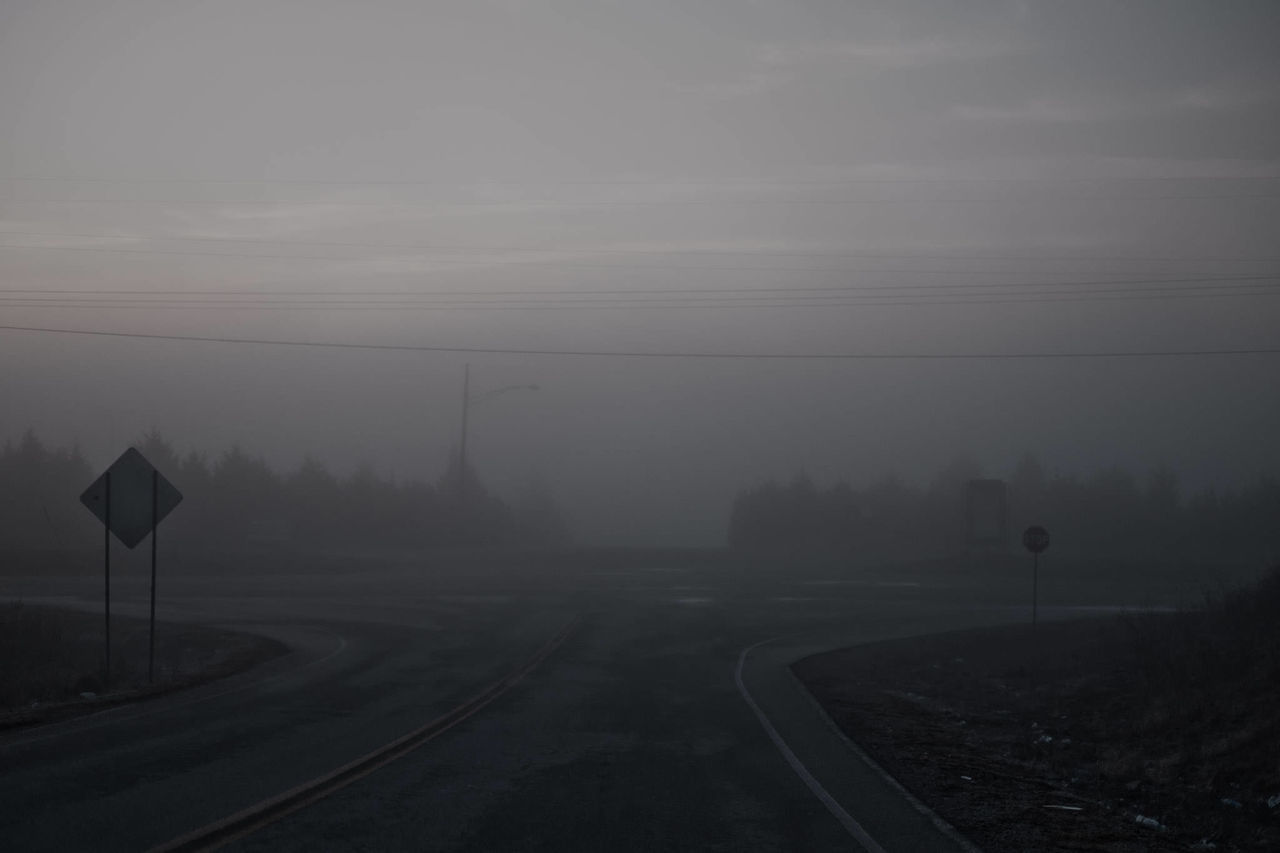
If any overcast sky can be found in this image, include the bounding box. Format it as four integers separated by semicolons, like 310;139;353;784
2;1;1278;544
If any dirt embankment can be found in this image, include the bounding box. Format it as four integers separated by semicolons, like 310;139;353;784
795;568;1280;852
1;602;287;728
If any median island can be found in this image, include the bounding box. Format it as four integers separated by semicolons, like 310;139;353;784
793;566;1280;853
1;602;287;729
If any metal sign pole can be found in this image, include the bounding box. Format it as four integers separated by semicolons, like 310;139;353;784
149;469;158;684
79;448;184;692
103;471;111;691
1032;552;1039;630
1022;525;1050;639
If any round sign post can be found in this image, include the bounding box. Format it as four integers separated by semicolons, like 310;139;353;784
1022;526;1050;628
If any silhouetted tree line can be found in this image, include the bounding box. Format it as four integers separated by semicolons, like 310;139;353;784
0;430;569;552
729;454;1280;561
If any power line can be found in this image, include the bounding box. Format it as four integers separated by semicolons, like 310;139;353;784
1;324;1277;359
3;194;1279;207
3;293;1276;314
1;283;1276;307
3;239;1278;290
17;238;1258;277
1;275;1275;298
2;288;1275;313
6;175;1280;187
4;229;1278;265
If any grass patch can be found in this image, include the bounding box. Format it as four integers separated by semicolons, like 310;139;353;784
1111;569;1280;787
795;564;1280;852
1;602;287;726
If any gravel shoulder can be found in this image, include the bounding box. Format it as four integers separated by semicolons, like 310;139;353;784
794;614;1280;852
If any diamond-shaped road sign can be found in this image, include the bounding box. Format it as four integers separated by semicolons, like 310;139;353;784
81;448;183;548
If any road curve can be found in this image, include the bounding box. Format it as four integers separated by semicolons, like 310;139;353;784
4;560;1073;851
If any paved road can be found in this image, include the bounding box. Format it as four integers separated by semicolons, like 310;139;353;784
2;558;1073;851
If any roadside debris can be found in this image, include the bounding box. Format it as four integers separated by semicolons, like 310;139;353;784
1134;815;1167;831
793;604;1280;853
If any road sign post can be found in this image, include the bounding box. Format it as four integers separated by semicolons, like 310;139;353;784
80;449;183;688
1022;525;1051;629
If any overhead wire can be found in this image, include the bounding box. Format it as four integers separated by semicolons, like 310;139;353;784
3;239;1280;289
2;283;1276;314
5;174;1280;186
3;229;1280;266
1;324;1277;360
11;239;1263;277
1;275;1277;300
1;294;1275;313
4;179;1274;319
3;193;1280;206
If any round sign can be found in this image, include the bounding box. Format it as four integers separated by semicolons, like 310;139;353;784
1022;525;1050;554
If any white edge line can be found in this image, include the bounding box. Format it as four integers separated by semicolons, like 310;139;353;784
785;667;985;853
735;639;888;853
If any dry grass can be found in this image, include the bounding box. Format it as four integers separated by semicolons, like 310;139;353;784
795;564;1280;852
0;602;286;722
1112;568;1280;783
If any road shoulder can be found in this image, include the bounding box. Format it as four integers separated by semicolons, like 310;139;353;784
792;616;1278;852
738;632;980;853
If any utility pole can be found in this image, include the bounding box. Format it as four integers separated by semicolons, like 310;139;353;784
455;364;538;504
458;363;470;500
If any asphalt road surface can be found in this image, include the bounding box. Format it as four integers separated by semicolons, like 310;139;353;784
1;555;1103;852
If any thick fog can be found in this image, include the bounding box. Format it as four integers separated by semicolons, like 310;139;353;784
2;1;1278;545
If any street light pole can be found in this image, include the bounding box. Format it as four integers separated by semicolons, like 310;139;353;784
456;364;539;502
458;363;470;499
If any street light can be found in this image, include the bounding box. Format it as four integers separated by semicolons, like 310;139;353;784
457;364;539;499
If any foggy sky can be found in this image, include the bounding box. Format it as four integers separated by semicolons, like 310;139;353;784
2;1;1278;545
